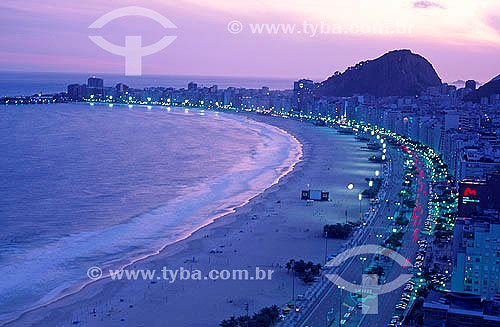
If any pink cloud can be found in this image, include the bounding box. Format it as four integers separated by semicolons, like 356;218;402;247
0;0;499;83
486;15;500;34
413;1;445;9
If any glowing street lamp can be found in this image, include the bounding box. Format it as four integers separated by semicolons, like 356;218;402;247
359;193;363;219
343;184;355;224
337;285;345;327
375;170;380;177
369;180;374;187
360;256;368;272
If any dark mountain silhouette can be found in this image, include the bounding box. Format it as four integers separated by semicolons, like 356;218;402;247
464;78;500;103
317;50;442;97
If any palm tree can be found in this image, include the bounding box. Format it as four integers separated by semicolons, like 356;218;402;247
220;316;238;327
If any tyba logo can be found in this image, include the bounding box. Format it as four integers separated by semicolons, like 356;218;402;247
88;7;177;76
325;245;413;314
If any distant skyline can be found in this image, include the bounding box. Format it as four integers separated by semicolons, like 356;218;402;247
1;0;500;83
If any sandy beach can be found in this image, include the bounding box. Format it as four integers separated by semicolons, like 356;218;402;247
5;114;382;327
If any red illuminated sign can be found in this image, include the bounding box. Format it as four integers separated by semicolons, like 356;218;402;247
464;188;477;197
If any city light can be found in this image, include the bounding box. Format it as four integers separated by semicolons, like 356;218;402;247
2;5;495;324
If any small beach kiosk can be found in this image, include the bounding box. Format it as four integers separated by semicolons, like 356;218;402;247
301;190;329;201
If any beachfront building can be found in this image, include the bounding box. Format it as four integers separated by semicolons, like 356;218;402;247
87;76;104;98
61;76;500;183
456;147;500;181
293;79;315;113
423;291;500;327
67;84;87;100
451;216;500;300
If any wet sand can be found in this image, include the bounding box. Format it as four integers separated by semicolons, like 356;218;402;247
5;114;382;327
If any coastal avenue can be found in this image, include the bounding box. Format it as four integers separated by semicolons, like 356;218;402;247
297;139;430;327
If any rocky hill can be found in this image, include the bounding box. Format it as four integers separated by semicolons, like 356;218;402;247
464;78;500;103
317;50;442;97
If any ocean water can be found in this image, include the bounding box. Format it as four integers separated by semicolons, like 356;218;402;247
0;103;302;320
0;71;294;97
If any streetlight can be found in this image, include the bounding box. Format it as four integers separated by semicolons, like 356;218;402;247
369;180;374;188
324;228;329;265
345;184;354;223
358;193;363;220
338;285;345;327
375;170;380;177
360;256;367;273
327;309;335;327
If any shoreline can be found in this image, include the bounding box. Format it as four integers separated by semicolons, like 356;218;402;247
0;109;303;326
5;113;381;327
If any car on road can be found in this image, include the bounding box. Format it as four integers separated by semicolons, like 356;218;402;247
396;303;407;310
404;284;414;291
327;253;338;261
